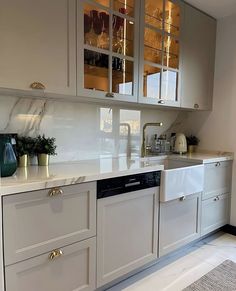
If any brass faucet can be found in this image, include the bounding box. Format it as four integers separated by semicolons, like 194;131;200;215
141;122;163;157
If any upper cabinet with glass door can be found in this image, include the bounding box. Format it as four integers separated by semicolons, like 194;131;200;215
77;0;139;103
139;0;182;107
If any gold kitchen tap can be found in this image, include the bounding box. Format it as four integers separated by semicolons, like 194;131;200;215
141;122;163;157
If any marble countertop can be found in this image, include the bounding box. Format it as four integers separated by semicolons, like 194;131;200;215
168;151;234;164
0;158;165;196
0;151;233;196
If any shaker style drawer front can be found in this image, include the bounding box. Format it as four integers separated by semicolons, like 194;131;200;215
159;193;201;257
3;182;96;265
5;238;96;291
203;161;232;200
201;193;230;236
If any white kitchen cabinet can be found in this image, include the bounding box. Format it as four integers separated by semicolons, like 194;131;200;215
203;161;232;200
0;0;76;95
97;187;159;287
3;182;96;266
138;0;183;107
77;0;139;103
5;238;96;291
181;3;216;110
159;193;201;256
201;193;230;236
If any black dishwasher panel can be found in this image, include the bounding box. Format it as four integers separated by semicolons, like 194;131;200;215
97;171;161;199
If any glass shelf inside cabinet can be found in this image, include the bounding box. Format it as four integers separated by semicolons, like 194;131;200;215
164;0;180;36
143;65;161;99
113;0;135;17
163;35;179;69
145;0;164;30
84;3;110;50
84;49;109;92
144;28;162;64
94;0;109;7
112;15;134;57
112;57;133;95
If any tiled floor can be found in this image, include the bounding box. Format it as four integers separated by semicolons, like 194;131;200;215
108;232;236;291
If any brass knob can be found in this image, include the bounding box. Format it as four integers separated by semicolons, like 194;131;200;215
194;103;199;109
180;196;186;201
49;249;63;260
106;92;115;98
48;187;63;197
30;82;46;90
158;100;165;105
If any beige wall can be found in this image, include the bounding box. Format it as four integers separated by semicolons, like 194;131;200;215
186;13;236;225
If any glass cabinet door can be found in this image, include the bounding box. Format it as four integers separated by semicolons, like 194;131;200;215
78;0;138;102
139;0;181;106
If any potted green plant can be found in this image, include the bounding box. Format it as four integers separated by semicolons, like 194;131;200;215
35;135;57;166
16;136;29;167
186;135;200;153
16;136;37;167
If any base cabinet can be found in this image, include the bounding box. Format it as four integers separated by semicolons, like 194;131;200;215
97;188;159;287
201;193;230;236
5;238;96;291
159;193;201;256
203;161;232;200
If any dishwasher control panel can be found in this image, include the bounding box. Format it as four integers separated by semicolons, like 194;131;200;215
97;171;161;199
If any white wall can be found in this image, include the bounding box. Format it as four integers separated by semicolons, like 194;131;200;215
186;13;236;226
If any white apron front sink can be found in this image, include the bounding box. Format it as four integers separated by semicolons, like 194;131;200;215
160;161;204;202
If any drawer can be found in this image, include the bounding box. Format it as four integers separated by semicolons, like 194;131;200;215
201;193;230;236
203;161;232;200
159;193;201;256
5;237;96;291
3;182;96;265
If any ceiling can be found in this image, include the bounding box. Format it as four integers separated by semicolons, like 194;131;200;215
185;0;236;19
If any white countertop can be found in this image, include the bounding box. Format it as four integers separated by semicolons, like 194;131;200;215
0;158;165;196
0;151;233;196
169;151;234;163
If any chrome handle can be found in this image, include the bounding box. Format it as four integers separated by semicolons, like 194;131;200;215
194;103;199;109
48;187;63;197
106;92;115;98
30;82;46;90
49;249;63;260
125;181;141;187
180;196;186;201
158;100;165;105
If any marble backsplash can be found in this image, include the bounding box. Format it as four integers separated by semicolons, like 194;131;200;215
0;95;191;163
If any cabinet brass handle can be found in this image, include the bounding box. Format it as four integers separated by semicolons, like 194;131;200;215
158;100;165;105
30;82;46;90
215;162;221;167
180;196;186;201
49;249;63;260
214;196;220;201
105;92;115;98
48;187;63;197
194;103;199;109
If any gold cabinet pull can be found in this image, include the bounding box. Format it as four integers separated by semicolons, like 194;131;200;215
158;100;165;105
194;103;199;109
30;82;46;90
48;187;63;197
180;196;186;201
49;249;63;260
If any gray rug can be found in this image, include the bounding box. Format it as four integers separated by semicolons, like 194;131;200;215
183;260;236;291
